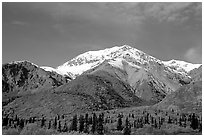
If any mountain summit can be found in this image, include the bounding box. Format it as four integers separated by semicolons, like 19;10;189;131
56;45;149;77
40;45;201;103
163;59;201;73
41;45;201;79
2;44;202;119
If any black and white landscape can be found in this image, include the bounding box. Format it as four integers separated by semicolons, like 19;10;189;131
2;2;202;135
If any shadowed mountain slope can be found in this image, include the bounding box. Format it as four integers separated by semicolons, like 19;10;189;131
154;81;202;113
2;61;70;106
3;71;148;118
83;58;191;103
2;45;202;119
188;65;202;82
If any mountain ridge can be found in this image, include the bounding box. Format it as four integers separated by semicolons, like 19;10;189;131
2;45;202;118
4;45;200;103
2;61;70;106
5;45;200;77
40;45;201;79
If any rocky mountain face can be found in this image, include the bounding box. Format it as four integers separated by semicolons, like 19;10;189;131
2;61;70;106
2;70;148;118
188;65;202;82
162;59;201;73
83;58;185;103
52;45;200;103
37;45;200;103
154;66;202;113
2;45;202;118
155;81;202;113
54;45;200;78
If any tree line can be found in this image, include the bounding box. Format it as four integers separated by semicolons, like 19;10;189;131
2;110;202;135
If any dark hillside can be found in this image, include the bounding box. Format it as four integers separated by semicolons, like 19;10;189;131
155;81;202;113
3;71;148;118
2;61;69;106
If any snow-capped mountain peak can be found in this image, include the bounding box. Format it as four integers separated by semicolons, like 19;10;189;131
60;45;133;66
42;45;201;80
40;66;61;73
163;59;201;72
56;45;153;77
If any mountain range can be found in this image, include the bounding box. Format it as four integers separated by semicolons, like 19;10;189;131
2;45;202;118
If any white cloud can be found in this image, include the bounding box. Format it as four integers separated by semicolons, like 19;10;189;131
19;3;201;27
184;46;202;63
104;2;201;25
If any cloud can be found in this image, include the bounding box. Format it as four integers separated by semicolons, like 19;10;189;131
3;2;202;67
143;3;191;22
184;46;202;63
8;3;200;28
105;2;201;25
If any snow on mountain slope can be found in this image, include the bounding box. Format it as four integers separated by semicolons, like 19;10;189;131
163;59;201;72
56;61;101;78
56;45;127;77
53;45;200;103
4;45;201;105
41;45;199;91
41;66;75;79
41;66;62;74
56;45;162;78
54;45;200;88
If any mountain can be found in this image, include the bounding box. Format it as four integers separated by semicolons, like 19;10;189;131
54;70;149;110
154;65;202;113
52;45;199;103
2;70;149;118
56;45;159;77
154;81;202;113
2;61;70;106
55;45;201;78
188;65;202;82
40;66;62;74
5;45;199;104
41;66;75;79
163;59;201;73
2;45;202;118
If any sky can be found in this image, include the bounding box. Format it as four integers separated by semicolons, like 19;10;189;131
2;2;202;67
